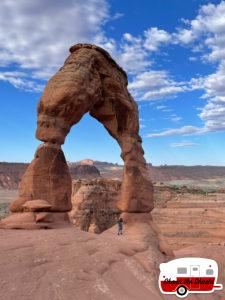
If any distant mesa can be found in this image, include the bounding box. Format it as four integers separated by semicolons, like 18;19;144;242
69;160;101;179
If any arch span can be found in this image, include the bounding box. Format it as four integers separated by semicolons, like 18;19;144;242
4;44;153;229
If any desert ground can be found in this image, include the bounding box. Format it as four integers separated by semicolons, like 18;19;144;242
1;179;225;299
0;189;18;203
1;214;225;300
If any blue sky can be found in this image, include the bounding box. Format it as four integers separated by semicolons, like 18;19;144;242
0;0;225;165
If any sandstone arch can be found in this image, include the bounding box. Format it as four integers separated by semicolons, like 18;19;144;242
1;44;153;229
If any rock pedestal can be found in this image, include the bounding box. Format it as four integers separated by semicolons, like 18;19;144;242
11;142;72;213
0;143;71;229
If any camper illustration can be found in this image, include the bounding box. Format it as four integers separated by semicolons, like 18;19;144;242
159;257;223;298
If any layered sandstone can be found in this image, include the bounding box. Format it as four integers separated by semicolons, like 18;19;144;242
10;142;72;213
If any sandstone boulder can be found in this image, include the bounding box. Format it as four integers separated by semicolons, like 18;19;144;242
69;178;121;233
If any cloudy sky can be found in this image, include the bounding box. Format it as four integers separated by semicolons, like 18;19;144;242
1;0;225;165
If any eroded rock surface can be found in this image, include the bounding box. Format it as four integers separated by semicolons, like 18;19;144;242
10;143;72;213
1;216;224;300
69;179;121;233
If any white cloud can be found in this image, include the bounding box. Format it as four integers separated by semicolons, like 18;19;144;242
173;0;225;82
147;103;225;137
147;126;206;138
202;64;225;99
118;36;150;73
95;33;152;75
143;27;171;51
142;86;184;100
0;71;43;91
0;1;178;95
148;1;225;137
171;116;182;122
111;12;124;20
113;27;172;74
170;141;199;147
194;2;225;35
0;0;109;87
115;2;225;135
175;28;196;44
99;26;176;77
188;53;225;136
129;70;187;100
176;1;225;66
175;2;225;48
156;105;167;110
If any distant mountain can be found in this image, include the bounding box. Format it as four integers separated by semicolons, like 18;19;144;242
92;161;225;182
1;160;225;189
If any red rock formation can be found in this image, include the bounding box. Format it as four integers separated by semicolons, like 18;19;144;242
69;178;121;233
1;143;72;228
0;43;153;229
10;142;72;213
36;43;153;213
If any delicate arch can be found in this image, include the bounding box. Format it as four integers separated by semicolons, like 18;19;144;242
4;44;153;229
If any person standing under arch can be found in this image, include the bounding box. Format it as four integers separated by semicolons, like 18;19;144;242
117;217;124;235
